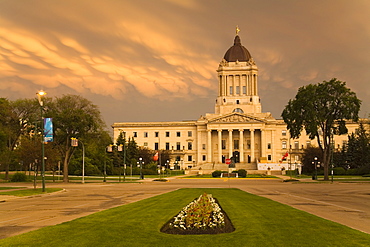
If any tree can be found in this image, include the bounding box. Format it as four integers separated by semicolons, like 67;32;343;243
47;95;106;182
0;98;39;179
301;146;323;174
282;78;361;180
343;123;370;174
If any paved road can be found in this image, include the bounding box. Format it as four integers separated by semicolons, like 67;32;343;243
1;178;369;239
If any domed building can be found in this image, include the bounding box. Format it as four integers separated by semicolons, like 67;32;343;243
112;29;357;174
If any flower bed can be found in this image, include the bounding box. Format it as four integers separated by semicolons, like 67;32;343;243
160;193;235;235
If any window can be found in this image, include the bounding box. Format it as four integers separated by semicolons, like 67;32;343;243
154;142;159;150
247;140;251;149
267;143;271;149
144;132;148;138
282;141;287;149
188;155;193;162
188;142;192;150
133;132;137;138
202;144;206;150
294;141;299;149
243;86;246;94
268;155;272;161
282;130;287;136
234;140;239;149
222;140;226;149
188;131;192;137
202;155;206;161
306;141;311;148
165;142;170;150
166;131;170;137
229;86;233;95
233;108;244;113
236;86;240;94
176;131;181;137
176;142;181;150
236;100;240;104
155;132;159;137
143;142;148;147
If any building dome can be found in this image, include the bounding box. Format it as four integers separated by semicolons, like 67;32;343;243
223;35;252;62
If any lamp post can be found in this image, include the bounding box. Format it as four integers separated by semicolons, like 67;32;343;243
137;157;144;180
81;141;85;184
36;90;46;192
312;157;320;180
71;138;85;183
117;144;123;182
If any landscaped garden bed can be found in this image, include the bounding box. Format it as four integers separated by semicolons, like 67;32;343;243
161;193;234;235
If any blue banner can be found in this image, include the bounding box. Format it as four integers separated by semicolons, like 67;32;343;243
44;118;53;142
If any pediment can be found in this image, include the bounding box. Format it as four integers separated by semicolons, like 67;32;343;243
208;113;265;123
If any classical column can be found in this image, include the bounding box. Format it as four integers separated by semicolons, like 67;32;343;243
218;129;222;163
207;130;212;163
261;129;266;159
250;129;255;163
228;129;233;159
271;130;276;163
197;129;202;165
239;129;244;162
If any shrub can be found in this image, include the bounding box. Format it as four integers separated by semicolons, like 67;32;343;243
346;169;359;175
11;172;28;182
212;170;222;178
333;167;346;175
237;169;247;178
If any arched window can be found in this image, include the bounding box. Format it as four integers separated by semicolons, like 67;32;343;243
233;108;244;113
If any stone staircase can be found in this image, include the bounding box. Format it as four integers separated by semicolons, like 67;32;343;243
188;162;260;175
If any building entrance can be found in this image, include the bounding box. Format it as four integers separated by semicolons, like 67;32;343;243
232;151;240;163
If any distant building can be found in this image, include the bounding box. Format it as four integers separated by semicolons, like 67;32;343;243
112;31;360;173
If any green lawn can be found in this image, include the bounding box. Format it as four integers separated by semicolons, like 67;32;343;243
0;187;26;190
0;188;62;196
0;188;369;246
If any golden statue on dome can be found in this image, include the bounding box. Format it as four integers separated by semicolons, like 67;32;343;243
236;25;240;35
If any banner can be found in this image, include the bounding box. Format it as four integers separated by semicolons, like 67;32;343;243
44;118;53;142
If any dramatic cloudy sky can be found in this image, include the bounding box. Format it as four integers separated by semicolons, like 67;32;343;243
1;0;370;128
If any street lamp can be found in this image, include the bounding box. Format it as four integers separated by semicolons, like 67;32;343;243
137;157;144;180
71;138;85;183
36;90;46;192
117;144;123;182
312;157;320;180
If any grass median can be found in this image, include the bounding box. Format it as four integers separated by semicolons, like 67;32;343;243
0;188;62;197
0;188;369;246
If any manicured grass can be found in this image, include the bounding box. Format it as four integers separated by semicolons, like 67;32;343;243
0;188;369;246
0;188;62;196
0;187;26;190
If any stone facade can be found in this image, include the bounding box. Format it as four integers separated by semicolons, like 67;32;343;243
112;33;360;171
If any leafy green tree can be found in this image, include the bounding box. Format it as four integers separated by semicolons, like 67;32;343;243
301;146;323;174
47;95;106;182
0;98;39;179
282;78;361;180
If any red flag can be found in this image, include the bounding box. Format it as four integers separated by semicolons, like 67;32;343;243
282;152;289;160
153;152;159;161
